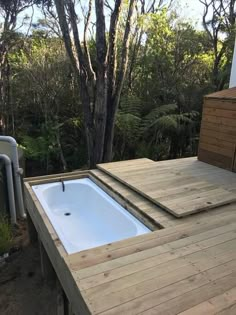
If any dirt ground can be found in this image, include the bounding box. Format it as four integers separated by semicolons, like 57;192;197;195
0;220;57;315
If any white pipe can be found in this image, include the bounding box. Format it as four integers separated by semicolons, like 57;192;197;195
0;136;25;218
0;154;17;224
230;35;236;88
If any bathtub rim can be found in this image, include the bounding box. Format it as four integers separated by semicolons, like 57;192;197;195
25;170;160;239
24;168;163;315
31;177;152;254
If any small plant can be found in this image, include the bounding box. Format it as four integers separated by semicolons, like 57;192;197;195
0;215;13;256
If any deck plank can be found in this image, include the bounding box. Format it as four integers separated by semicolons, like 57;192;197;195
78;227;236;291
97;157;236;217
178;287;236;315
140;274;236;315
67;205;236;271
24;157;236;315
96;260;236;315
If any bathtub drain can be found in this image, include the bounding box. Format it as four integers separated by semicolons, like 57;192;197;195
64;212;71;216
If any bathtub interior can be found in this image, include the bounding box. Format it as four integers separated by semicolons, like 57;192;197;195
32;178;151;254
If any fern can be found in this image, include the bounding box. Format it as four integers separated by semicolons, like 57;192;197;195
116;112;141;141
141;104;177;132
119;95;143;117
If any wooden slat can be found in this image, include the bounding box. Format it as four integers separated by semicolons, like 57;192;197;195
199;141;234;158
85;258;236;314
200;127;236;143
200;134;235;148
141;272;236;314
74;222;236;286
24;156;236;315
24;182;91;315
199;91;236;172
204;99;236;110
201;121;236;134
198;148;232;170
179;287;236;315
97;159;236;217
95;248;236;314
67;204;236;273
203;107;236;119
202;115;236;127
205;87;236;100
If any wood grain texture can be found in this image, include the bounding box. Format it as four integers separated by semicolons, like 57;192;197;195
24;158;236;315
199;90;236;171
97;157;236;217
205;87;236;100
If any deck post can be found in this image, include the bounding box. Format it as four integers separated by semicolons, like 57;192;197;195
27;211;38;243
39;238;56;282
64;293;75;315
56;280;75;315
56;280;65;315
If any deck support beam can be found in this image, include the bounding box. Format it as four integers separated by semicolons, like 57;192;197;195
39;239;56;282
56;280;75;315
27;211;38;243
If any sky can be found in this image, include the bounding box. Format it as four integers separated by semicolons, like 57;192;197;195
16;0;205;33
175;0;205;28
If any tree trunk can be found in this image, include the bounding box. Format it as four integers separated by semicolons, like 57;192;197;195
0;51;8;135
103;96;117;161
54;0;136;168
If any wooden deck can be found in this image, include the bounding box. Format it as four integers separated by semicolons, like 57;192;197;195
24;157;236;315
97;157;236;217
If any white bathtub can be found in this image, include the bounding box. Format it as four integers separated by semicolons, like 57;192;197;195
32;178;150;254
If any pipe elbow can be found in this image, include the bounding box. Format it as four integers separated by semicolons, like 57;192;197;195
0;136;17;147
0;154;12;166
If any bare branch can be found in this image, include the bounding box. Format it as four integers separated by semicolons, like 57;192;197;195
114;0;136;101
54;0;79;72
104;0;113;11
26;4;34;37
107;0;122;97
83;0;96;81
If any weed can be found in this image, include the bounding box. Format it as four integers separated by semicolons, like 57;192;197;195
0;215;13;255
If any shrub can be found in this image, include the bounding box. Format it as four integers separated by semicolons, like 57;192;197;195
0;215;13;255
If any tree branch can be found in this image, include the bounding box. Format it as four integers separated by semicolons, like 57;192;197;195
114;0;136;103
83;0;96;81
54;0;79;72
107;0;122;98
95;0;107;66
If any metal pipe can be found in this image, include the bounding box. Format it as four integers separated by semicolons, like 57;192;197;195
0;136;25;218
0;154;17;224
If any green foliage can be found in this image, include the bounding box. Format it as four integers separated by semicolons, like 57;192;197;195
114;98;199;160
7;33;87;174
2;6;233;173
0;215;13;256
22;135;50;160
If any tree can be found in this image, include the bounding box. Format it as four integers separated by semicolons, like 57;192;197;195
199;0;236;90
42;0;137;168
9;33;84;174
0;0;34;134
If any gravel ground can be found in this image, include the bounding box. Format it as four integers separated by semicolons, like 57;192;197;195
0;220;57;315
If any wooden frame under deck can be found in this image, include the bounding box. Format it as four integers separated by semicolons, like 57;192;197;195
24;158;236;315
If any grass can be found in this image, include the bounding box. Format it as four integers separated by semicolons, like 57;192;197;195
0;215;13;256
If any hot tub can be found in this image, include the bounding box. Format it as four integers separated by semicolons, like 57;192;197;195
32;178;150;254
